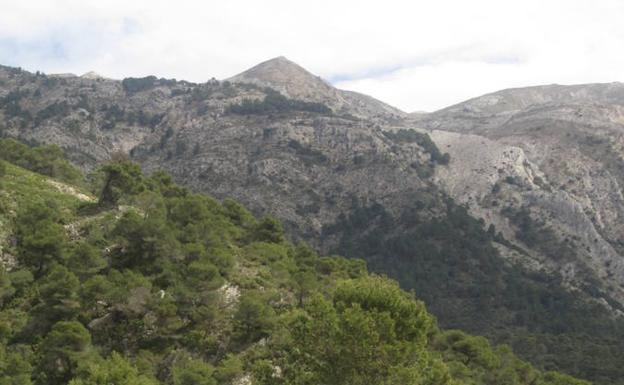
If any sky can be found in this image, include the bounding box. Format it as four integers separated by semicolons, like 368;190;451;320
1;0;624;112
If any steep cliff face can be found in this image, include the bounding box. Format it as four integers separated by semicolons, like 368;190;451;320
414;83;624;308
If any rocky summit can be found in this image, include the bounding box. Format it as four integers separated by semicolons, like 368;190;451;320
228;56;406;120
1;58;624;383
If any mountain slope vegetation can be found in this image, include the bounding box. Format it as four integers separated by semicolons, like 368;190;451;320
0;141;589;385
323;199;624;384
1;61;624;384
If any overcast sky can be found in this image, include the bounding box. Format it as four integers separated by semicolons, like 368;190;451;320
1;0;623;112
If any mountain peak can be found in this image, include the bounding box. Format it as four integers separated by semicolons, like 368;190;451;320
234;56;309;74
228;56;333;100
266;55;292;63
228;57;406;119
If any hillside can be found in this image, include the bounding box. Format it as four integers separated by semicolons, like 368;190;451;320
1;61;624;384
0;142;589;385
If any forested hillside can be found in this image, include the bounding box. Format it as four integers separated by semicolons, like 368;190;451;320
0;140;588;385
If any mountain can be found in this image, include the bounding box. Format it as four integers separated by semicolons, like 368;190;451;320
1;61;624;384
229;56;406;120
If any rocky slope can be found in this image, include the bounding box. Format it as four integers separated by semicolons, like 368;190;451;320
412;84;624;309
0;60;436;242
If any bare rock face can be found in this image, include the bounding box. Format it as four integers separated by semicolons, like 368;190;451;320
417;83;624;306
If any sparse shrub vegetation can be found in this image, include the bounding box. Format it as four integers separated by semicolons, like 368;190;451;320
227;90;331;115
122;76;178;94
287;139;328;165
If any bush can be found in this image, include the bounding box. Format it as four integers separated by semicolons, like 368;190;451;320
232;291;276;344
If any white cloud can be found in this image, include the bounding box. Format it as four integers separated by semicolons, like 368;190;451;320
1;0;623;111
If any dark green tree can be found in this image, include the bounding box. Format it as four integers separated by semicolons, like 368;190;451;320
252;217;284;243
36;321;93;385
285;276;442;385
98;160;145;207
293;269;316;306
213;354;243;385
232;292;276;344
0;344;34;385
0;265;15;307
67;242;107;278
37;264;81;323
68;352;157;385
171;354;216;385
111;211;180;272
15;201;68;275
0;139;82;184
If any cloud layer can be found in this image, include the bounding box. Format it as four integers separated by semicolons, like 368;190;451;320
1;0;623;111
